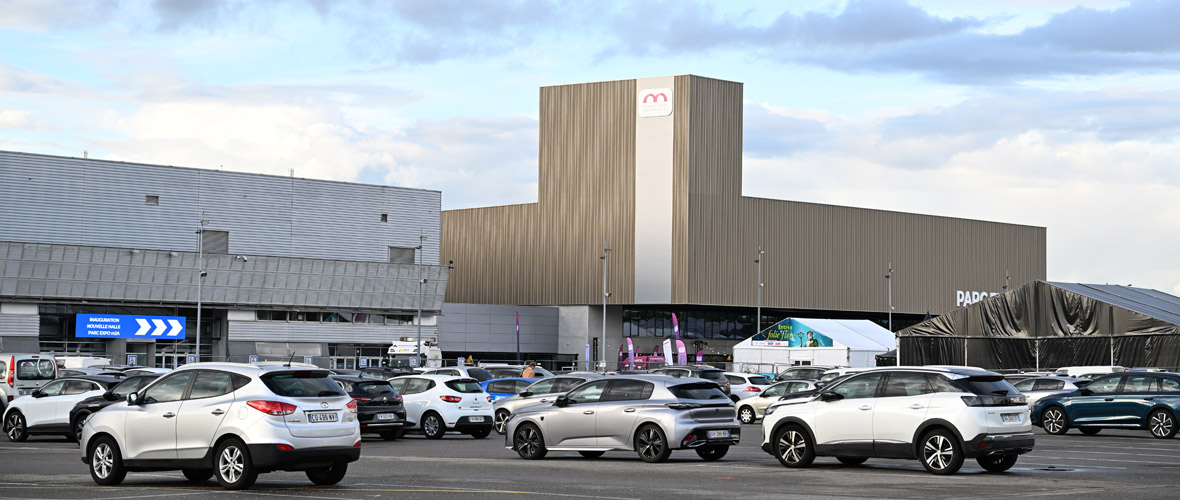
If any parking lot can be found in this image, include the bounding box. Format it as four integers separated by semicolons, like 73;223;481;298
2;427;1179;500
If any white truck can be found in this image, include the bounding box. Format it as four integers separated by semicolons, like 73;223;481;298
388;337;443;368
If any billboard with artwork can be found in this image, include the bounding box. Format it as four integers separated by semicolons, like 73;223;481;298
752;318;834;348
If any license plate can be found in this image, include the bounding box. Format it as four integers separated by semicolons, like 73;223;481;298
1001;413;1022;423
468;416;485;423
707;430;730;439
307;412;339;423
376;413;397;421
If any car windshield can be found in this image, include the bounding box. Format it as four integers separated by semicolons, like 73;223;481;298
951;375;1019;396
110;377;150;398
261;371;346;397
16;359;56;380
747;376;772;385
466;368;494;382
445;379;485;393
669;382;728;400
356;381;398;397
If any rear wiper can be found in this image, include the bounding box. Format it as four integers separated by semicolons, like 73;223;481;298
991;390;1009;395
317;391;340;397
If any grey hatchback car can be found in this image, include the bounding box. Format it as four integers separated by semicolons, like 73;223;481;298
504;375;740;463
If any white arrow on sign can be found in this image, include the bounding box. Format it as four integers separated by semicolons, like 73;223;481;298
135;318;151;336
166;319;183;337
150;319;166;336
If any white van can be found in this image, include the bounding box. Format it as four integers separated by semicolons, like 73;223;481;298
1;354;59;410
1054;365;1126;378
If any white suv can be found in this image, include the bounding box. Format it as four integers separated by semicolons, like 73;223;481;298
387;375;493;439
80;363;361;490
760;366;1034;475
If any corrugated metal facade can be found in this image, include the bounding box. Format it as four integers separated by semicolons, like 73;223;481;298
441;75;1046;316
228;321;434;344
0;151;441;265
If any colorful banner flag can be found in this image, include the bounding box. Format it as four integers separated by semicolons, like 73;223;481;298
617;342;627;369
676;340;688;365
662;339;674;365
515;311;521;363
626;338;635;369
696;349;704;363
585;343;591;370
672;313;680;340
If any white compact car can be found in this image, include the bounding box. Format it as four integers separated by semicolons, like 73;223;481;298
734;379;817;424
724;372;773;401
80;363;361;490
760;366;1034;475
386;375;493;439
4;375;120;441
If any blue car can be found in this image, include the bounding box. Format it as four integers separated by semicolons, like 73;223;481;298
1031;372;1180;439
480;378;534;402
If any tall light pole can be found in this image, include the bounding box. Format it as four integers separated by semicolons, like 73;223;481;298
196;216;209;361
1004;268;1010;292
416;232;427;368
600;244;611;370
886;262;896;365
755;246;765;332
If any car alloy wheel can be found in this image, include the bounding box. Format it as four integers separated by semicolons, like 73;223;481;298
422;413;445;439
5;412;27;442
1149;409;1177;439
215;439;258;490
635;425;671;463
494;410;510;434
774;426;814;468
1041;407;1069;435
514;424;547;460
920;429;964;475
738;406;755;424
89;436;127;485
73;412;90;442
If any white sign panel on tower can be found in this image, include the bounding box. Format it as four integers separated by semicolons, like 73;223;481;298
638;88;673;117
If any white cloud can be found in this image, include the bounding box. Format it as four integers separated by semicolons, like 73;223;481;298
0;110;32;128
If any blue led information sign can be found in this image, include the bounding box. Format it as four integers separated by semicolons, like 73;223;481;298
75;314;187;339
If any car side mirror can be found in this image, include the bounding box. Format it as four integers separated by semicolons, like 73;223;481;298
126;392;140;405
554;395;569;407
1078;388;1092;396
519;391;533;398
103;390;118;401
819;391;843;402
31;389;43;398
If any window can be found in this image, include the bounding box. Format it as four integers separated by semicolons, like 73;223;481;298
143;372;194;403
445;379;484;393
832;373;883;399
1033;379;1065;391
386;378;408;394
356;381;397;397
603;380;653;402
526;379;556;394
725;375;746;385
881;372;931;398
1088;375;1123;393
1123;375;1156;393
380;213;388;222
38;380;68;397
145;195;160;206
1160;378;1180;392
513;380;532;393
763;383;787;397
551;378;584;393
488;381;515;394
16;359;56;380
260;371;344;398
1013;379;1036;392
200;230;229;254
64;380;99;395
788;382;811;393
189;371;234;399
403;378;433;395
748;376;772;385
389;246;416;264
565;380;609;404
111;377;151;399
668;382;727;400
926;374;960;393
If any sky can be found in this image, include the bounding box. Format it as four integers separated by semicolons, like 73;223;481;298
2;0;1179;296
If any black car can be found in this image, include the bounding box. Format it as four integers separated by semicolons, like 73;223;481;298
331;375;408;440
69;374;161;440
651;365;732;396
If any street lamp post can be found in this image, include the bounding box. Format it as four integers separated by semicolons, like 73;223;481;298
196;217;209;361
416;233;427;368
600;244;611;371
886;262;895;365
755;246;765;332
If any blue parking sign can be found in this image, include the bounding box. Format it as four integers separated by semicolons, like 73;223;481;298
359;356;369;368
186;354;196;364
248;355;259;363
304;356;314;365
127;354;138;366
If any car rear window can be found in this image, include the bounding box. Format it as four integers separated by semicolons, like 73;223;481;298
467;368;494;382
669;382;728;400
445;379;485;393
356;381;397;397
16;359;56;380
951;375;1019;396
697;370;725;381
261;371;346;398
748;376;772;385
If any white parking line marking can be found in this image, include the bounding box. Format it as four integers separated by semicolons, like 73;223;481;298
1029;450;1180;458
1019;462;1127;469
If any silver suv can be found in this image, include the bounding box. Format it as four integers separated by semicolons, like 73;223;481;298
80;363;361;489
504;375;740;463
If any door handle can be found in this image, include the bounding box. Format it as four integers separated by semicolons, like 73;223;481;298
859;405;872;411
909;404;925;409
211;409;225;415
583;410;595;415
540;399;550;403
1144;397;1155;401
1104;398;1114;402
163;412;176;418
624;408;637;413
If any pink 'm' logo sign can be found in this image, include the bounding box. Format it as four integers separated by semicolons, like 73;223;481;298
642;92;668;103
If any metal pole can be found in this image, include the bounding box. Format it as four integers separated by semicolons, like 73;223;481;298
1004;268;1010;292
196;217;208;361
756;246;764;332
601;244;611;371
416;233;426;368
887;262;895;366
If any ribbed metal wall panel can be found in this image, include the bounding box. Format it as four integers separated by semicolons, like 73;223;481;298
0;151;441;265
0;315;39;336
442;79;636;305
228;321;435;344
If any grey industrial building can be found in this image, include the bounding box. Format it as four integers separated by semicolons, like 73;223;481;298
0;150;449;368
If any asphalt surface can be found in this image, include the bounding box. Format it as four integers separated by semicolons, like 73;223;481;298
1;426;1179;500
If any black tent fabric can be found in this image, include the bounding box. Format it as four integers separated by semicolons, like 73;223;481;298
899;281;1180;370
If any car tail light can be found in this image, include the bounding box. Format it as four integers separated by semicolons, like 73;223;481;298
352;397;371;405
354;440;362;447
440;395;462;403
487;395;493;403
6;356;13;387
346;400;358;413
666;403;702;410
961;395;1027;407
395;396;403;404
276;444;294;451
746;386;761;393
247;400;298;416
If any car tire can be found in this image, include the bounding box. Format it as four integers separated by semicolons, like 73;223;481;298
635;425;672;464
89;435;127;486
836;456;868;466
976;454;1018;473
468;427;491;439
5;411;28;442
919;429;965;475
514;423;548;460
72;411;90;442
214;438;258;490
1041;406;1070;435
737;406;756;424
494;410;511;434
305;462;348;486
1079;427;1101;436
379;429;405;440
1148;409;1178;439
421;412;446;439
772;425;815;468
695;445;729;461
182;469;214;482
578;450;605;458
